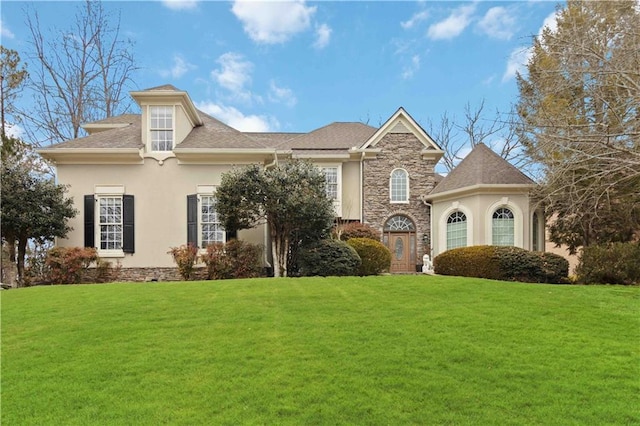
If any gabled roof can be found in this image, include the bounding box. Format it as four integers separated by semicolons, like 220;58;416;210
276;122;377;150
429;143;534;196
360;107;442;151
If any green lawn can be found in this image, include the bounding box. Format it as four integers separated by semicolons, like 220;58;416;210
2;276;639;425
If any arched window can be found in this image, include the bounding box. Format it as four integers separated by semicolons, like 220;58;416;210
492;207;514;246
384;215;415;231
390;169;409;203
446;211;467;250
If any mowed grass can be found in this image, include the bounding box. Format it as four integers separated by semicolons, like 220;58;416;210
2;276;639;425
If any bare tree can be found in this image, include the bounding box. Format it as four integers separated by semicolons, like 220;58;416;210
23;0;137;145
426;100;527;174
515;1;640;251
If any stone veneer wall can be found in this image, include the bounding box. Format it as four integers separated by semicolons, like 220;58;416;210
84;266;209;283
363;132;438;266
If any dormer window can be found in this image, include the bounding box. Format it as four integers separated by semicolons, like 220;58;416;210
150;106;173;151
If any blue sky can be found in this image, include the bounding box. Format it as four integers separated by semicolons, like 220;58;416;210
1;1;560;136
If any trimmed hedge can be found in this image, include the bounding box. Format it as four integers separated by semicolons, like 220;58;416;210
298;239;361;277
346;237;392;276
576;242;640;285
434;245;569;284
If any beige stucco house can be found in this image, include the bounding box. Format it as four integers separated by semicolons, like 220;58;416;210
38;85;544;279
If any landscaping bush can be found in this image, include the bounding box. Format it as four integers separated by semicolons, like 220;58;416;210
201;239;264;280
335;222;381;241
434;245;569;284
298;239;361;277
576;242;640;285
45;247;98;284
346;237;392;276
168;244;199;280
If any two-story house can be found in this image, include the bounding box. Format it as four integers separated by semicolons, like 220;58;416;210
38;85;544;279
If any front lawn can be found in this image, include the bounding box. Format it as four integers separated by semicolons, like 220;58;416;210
2;276;639;425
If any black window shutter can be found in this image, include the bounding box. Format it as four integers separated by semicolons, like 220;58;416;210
84;195;95;248
226;230;237;241
122;195;135;253
187;194;198;247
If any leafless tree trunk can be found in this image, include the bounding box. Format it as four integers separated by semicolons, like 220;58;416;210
22;0;137;146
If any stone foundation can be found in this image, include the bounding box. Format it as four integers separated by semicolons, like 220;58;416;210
85;266;209;283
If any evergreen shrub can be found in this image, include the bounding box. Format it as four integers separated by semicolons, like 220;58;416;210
346;237;392;276
576;242;640;285
434;245;569;284
298;239;361;277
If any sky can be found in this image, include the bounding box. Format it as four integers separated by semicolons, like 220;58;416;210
0;0;561;138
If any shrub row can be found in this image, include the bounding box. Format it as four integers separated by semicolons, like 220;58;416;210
576;242;640;285
335;222;381;242
346;237;392;276
434;245;569;284
169;240;264;280
44;247;99;284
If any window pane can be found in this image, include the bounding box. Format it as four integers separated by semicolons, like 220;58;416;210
492;208;514;246
446;211;467;250
322;167;338;200
150;106;173;151
390;169;408;202
201;196;225;247
98;197;122;250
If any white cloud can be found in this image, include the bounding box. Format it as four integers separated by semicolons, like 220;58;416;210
501;10;560;82
6;123;23;138
502;46;531;82
477;7;516;40
427;4;476;40
539;10;559;36
160;55;196;79
0;20;15;39
268;80;297;107
401;10;429;30
313;23;332;49
211;52;254;102
196;101;276;132
162;0;198;11
231;0;316;44
401;55;421;80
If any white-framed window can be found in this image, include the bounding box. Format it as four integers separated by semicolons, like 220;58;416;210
321;167;339;200
446;211;467;250
200;195;225;247
390;168;409;203
492;207;514;246
98;196;122;250
150;106;173;151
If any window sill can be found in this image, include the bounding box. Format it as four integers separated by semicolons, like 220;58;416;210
390;201;410;204
97;249;125;258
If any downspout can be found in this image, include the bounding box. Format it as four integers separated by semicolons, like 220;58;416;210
420;196;433;259
360;151;365;222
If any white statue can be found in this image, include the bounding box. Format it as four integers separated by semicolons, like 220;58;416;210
422;254;433;274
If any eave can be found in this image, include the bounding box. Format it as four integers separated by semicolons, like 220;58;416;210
173;148;276;164
130;90;203;127
426;184;536;202
37;148;144;164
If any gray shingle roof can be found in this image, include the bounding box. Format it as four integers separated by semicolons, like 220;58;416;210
276;122;377;150
176;111;269;149
430;143;534;195
82;114;139;126
46;118;143;149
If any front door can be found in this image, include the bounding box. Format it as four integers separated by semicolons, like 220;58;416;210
389;233;411;273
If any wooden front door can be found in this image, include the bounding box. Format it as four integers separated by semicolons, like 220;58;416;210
389;233;411;273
